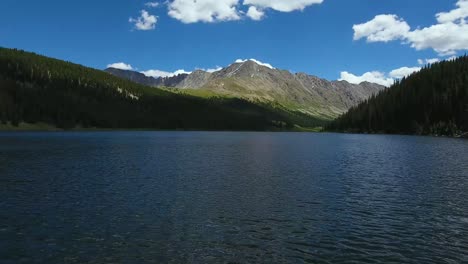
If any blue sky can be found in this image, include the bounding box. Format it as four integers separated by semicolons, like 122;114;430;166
1;0;467;86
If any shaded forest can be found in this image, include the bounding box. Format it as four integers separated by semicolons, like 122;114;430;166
0;48;326;130
328;56;468;136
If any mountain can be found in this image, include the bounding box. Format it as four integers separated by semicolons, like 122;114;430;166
105;68;189;87
176;70;213;89
327;56;468;136
0;48;326;130
106;60;384;119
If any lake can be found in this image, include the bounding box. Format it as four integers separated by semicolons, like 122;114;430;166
1;132;467;263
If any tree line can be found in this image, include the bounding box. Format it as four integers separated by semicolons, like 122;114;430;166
0;48;326;130
327;56;468;136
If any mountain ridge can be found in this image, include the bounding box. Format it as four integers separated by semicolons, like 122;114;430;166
105;59;384;119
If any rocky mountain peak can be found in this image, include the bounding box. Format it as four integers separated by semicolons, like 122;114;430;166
213;59;276;79
106;61;385;119
235;59;275;69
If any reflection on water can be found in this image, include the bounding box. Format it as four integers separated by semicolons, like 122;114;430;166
1;132;468;263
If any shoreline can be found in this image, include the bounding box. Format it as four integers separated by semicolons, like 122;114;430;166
1;122;465;138
0;122;321;133
326;130;468;139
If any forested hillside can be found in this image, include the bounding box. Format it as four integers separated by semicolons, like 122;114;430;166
328;56;468;136
0;48;325;130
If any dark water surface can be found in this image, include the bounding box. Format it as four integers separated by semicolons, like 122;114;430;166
1;132;468;263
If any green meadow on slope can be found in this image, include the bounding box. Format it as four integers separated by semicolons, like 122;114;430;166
0;48;326;131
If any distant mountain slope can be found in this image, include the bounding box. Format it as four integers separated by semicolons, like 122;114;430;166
0;48;326;130
105;68;189;87
106;60;384;119
328;56;468;136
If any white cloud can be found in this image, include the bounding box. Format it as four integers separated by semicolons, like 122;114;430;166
353;14;410;42
107;62;134;70
446;56;458;61
418;58;440;65
436;0;468;23
166;0;323;23
141;69;192;78
129;10;157;30
340;66;421;87
199;66;223;73
246;6;265;21
339;71;394;87
243;0;323;12
389;67;421;79
235;58;275;69
427;58;440;64
406;22;468;55
353;1;468;55
168;0;241;23
145;2;160;8
115;64;221;78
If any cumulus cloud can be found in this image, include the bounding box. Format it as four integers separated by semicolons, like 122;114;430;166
145;2;160;8
199;66;223;73
168;0;240;23
141;69;192;78
235;58;275;69
113;64;222;78
446;56;458;61
243;0;323;12
340;66;421;87
246;6;265;21
353;0;468;55
388;67;421;79
339;71;394;87
107;62;134;70
418;58;440;65
353;14;410;42
406;23;468;55
129;10;157;30
436;0;468;23
166;0;323;23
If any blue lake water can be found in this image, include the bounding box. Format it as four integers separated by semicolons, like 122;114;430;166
1;132;468;263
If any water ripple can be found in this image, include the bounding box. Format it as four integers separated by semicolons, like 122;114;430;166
1;132;468;263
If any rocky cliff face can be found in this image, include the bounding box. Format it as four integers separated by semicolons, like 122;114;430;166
176;70;212;89
106;60;385;119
